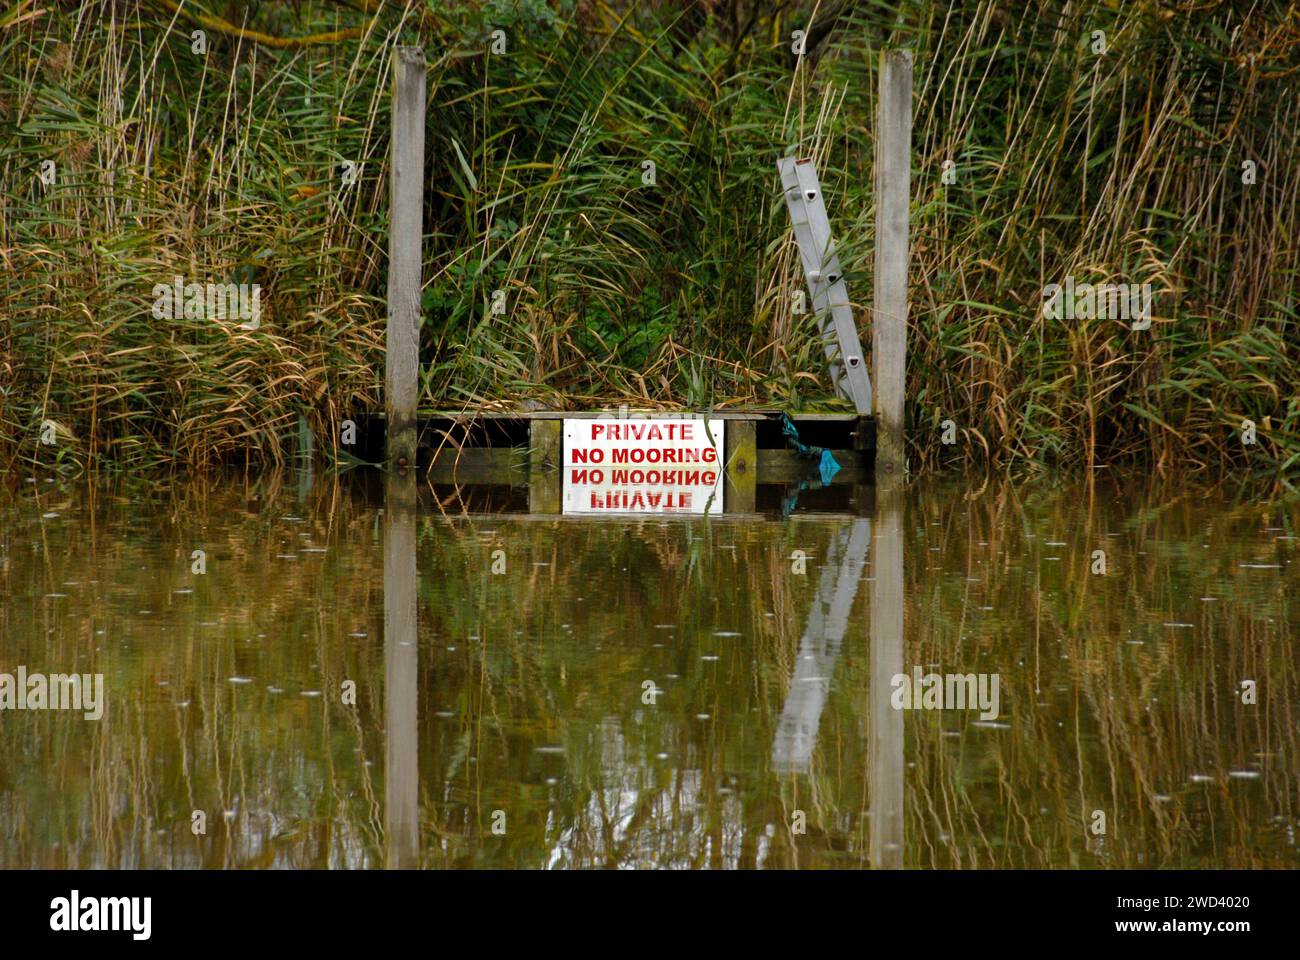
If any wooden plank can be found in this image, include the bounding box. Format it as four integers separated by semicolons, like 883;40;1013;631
427;446;528;483
385;46;426;468
777;413;862;422
423;511;874;523
424;446;866;484
757;449;870;483
872;49;912;479
414;410;864;422
724;420;757;513
528;419;562;514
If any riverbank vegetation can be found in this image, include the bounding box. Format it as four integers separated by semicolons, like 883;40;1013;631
2;1;1297;477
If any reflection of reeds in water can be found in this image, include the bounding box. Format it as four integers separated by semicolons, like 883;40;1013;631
0;471;388;867
909;482;1300;867
0;474;1296;868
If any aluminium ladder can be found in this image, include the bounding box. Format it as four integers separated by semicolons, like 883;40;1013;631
778;157;873;415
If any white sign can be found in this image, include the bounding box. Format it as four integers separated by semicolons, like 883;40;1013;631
562;418;725;515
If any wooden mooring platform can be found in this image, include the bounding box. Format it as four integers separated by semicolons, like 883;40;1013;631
357;409;874;514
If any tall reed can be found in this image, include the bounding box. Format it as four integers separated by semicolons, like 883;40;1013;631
2;2;1296;476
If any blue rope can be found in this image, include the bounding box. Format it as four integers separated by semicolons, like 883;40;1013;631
780;414;841;484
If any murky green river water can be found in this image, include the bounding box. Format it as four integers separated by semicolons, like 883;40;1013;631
1;472;1296;868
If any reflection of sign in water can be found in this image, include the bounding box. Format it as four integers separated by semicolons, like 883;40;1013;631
562;418;725;515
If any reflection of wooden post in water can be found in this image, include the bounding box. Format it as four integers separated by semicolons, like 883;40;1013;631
870;478;905;867
384;473;419;868
772;518;871;774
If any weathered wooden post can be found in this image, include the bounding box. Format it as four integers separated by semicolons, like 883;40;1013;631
872;50;912;479
723;419;757;514
528;418;562;513
386;46;426;467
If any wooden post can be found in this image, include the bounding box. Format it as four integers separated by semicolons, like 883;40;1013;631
724;420;756;514
872;50;912;479
528;419;562;514
386;47;426;467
